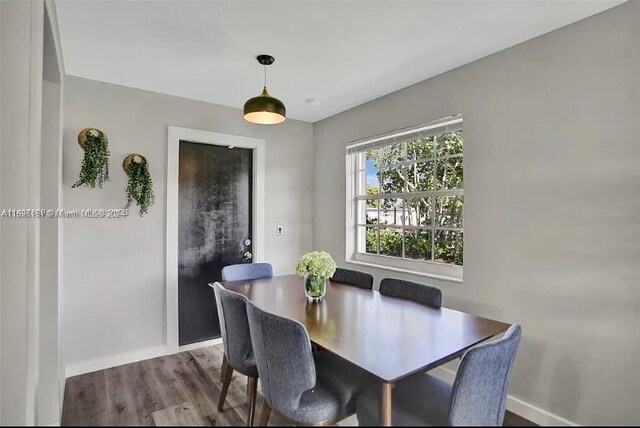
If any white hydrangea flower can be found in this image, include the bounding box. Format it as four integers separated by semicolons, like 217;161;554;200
296;250;337;278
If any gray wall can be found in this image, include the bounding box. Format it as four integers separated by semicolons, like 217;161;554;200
313;2;640;425
62;77;314;366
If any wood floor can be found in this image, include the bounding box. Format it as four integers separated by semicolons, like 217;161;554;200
62;344;536;426
62;345;289;426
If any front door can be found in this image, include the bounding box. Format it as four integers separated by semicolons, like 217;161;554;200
178;141;253;346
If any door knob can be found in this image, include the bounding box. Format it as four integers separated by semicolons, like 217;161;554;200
243;251;252;261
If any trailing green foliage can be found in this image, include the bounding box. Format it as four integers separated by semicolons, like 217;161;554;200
72;132;110;188
125;160;155;216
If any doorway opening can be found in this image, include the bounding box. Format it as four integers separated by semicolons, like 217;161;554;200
166;127;265;351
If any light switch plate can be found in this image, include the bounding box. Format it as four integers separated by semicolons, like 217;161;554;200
277;225;284;236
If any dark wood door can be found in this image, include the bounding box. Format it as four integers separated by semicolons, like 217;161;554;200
178;141;253;346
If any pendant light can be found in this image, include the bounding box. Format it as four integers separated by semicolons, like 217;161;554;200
243;55;286;124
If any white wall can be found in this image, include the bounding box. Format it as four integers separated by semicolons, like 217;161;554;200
37;1;65;424
38;79;62;426
62;77;314;369
314;2;640;426
0;0;44;425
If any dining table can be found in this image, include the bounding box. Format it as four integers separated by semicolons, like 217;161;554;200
222;274;510;426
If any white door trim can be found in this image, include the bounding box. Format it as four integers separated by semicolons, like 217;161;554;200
166;126;265;352
27;1;45;424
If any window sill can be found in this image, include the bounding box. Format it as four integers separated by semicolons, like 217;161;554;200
345;258;463;284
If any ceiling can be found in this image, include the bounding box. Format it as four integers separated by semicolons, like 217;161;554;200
56;0;623;123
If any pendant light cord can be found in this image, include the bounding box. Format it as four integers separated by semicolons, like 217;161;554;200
263;64;267;89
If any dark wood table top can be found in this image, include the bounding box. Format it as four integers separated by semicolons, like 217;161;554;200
223;274;510;383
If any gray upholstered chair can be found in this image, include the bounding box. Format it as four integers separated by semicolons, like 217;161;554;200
212;282;259;426
379;277;442;308
245;300;373;426
356;324;522;426
221;262;273;282
331;267;374;290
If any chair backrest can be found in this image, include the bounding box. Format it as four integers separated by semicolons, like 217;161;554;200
212;282;254;370
379;278;442;308
449;324;522;426
221;262;273;282
245;300;316;418
331;267;374;290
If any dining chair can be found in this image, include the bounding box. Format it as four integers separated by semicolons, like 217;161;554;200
330;267;374;290
221;262;273;282
378;277;442;308
356;324;522;426
245;300;373;426
212;282;259;426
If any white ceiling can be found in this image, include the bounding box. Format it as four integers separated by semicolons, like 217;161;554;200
56;0;623;123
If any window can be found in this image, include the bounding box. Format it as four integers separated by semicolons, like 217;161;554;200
346;115;463;281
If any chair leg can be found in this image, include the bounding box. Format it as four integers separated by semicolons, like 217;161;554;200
217;365;234;412
247;376;258;426
258;400;271;426
220;354;228;383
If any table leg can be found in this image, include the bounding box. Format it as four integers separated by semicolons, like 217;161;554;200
380;381;393;426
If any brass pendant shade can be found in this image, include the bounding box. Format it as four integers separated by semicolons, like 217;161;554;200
244;87;286;124
243;55;286;125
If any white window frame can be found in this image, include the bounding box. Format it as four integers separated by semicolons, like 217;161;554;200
345;115;463;283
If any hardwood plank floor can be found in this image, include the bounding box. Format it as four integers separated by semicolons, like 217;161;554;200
153;402;209;426
62;344;535;426
62;345;289;427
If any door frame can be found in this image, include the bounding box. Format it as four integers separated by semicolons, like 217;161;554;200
166;126;265;352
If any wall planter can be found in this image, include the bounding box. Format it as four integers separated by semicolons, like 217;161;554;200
123;153;155;216
73;128;111;188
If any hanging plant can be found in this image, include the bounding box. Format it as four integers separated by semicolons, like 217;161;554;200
123;153;155;216
72;128;111;188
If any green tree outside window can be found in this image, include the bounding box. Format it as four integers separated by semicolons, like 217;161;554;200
362;130;463;266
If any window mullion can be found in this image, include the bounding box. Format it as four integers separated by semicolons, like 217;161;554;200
356;189;463;200
401;199;406;259
377;153;461;172
431;135;438;262
376;172;381;254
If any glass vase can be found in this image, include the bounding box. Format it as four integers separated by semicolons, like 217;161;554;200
304;274;328;302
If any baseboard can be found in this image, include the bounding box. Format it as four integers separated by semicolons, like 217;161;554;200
59;376;65;415
178;337;222;352
430;367;578;426
64;337;225;378
65;345;170;378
